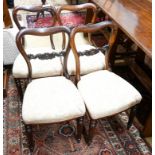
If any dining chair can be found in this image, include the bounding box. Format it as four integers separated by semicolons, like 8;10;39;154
15;26;86;153
12;5;66;100
13;4;66;49
70;21;142;145
57;3;109;76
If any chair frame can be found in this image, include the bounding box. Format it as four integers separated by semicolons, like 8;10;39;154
70;21;138;144
57;3;98;78
57;3;97;30
16;26;84;153
12;5;66;101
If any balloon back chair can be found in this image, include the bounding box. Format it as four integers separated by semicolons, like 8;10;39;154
15;26;86;153
70;21;142;145
57;3;110;76
12;5;66;100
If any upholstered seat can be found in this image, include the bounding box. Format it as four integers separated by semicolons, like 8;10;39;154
67;44;105;75
23;76;85;124
16;26;86;152
12;5;65;101
13;47;63;78
78;70;142;119
70;21;142;145
57;3;98;75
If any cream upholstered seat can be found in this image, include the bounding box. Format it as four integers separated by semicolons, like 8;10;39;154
23;76;85;124
12;5;65;101
78;70;142;119
15;26;86;153
67;44;105;75
70;21;142;145
57;3;101;75
13;47;63;78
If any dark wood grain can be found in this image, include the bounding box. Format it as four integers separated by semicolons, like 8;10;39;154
57;3;97;25
3;69;9;98
90;0;152;58
3;0;13;28
70;21;118;82
13;5;58;30
16;26;71;81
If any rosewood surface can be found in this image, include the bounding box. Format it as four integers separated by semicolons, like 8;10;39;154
90;0;152;58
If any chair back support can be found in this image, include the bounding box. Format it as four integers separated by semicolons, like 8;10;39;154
57;3;97;27
70;21;118;82
57;3;97;58
16;26;70;82
13;5;58;29
12;5;66;49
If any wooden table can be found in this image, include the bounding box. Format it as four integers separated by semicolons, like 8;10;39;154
3;0;13;28
87;0;152;137
89;0;152;58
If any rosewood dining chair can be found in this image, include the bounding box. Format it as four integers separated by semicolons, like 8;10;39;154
57;3;110;76
15;26;86;153
70;21;142;145
12;5;66;100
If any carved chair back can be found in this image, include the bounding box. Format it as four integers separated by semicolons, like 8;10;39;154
16;26;71;83
13;5;58;29
70;21;118;82
57;3;97;37
13;5;66;49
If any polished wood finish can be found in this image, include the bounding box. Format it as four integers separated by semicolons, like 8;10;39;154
143;112;152;137
13;5;66;50
57;3;97;26
76;117;84;142
16;26;71;81
13;5;57;30
70;21;118;82
3;69;9;98
57;3;98;48
127;106;137;129
3;0;13;28
88;120;97;145
89;0;152;58
41;0;79;5
12;5;66;98
70;21;141;145
16;26;85;152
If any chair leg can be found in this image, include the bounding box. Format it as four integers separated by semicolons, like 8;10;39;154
76;117;84;143
127;106;137;129
25;124;34;153
41;0;46;5
14;78;23;101
3;69;9;98
88;119;97;145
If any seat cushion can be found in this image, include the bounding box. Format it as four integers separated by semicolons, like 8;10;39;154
22;76;85;124
13;47;63;78
78;70;142;119
67;44;105;75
